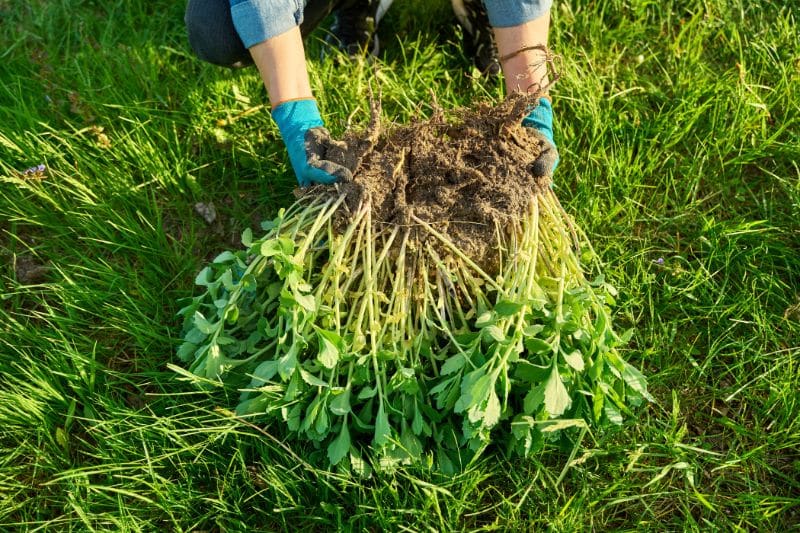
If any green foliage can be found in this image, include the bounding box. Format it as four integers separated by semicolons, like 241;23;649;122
177;190;652;469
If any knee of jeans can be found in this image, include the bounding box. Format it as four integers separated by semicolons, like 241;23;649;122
185;0;252;68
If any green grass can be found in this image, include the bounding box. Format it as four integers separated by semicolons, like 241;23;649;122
1;0;798;530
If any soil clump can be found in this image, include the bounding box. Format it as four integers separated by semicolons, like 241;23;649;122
314;93;555;273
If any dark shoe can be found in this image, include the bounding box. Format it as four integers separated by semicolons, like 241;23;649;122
451;0;500;75
326;0;383;57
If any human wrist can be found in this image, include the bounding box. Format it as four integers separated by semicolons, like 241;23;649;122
248;26;313;107
499;45;550;94
494;13;551;95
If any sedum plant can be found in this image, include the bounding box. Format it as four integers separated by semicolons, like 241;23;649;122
176;186;652;472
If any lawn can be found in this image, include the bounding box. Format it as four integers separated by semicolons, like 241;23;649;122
1;0;798;530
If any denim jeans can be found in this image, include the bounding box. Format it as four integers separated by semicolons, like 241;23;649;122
185;0;552;67
185;0;341;66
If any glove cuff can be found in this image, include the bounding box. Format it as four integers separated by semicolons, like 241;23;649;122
271;98;325;140
522;97;554;145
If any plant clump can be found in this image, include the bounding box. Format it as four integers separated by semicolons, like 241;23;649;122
176;94;652;473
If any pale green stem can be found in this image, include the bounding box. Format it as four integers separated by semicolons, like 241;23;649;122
361;202;387;407
315;201;369;333
410;214;504;293
295;196;343;261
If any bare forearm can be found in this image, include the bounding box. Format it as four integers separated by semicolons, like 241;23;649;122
248;26;313;108
494;13;551;95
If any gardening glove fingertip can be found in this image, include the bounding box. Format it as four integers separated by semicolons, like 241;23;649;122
313;160;353;183
305;127;354;183
530;143;559;178
304;165;339;186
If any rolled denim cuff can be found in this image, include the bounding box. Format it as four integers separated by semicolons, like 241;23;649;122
229;0;303;48
484;0;553;28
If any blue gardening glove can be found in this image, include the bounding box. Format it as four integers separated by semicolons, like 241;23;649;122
271;99;353;187
522;97;559;178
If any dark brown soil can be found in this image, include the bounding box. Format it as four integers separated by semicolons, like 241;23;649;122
315;93;555;272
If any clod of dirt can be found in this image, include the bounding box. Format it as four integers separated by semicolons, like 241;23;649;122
15;255;48;284
315;93;555;272
194;202;217;225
